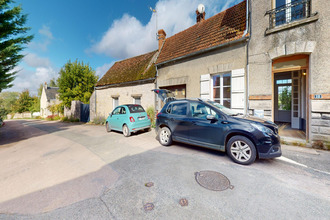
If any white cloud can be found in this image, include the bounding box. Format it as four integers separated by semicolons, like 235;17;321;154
29;25;54;51
95;62;115;78
89;0;242;60
23;53;51;68
4;59;58;95
39;25;54;40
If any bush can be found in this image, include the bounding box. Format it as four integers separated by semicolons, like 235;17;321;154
146;106;156;128
46;115;61;121
61;116;80;123
92;116;106;125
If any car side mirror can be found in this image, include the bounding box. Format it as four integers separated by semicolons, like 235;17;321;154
109;113;112;117
206;115;217;121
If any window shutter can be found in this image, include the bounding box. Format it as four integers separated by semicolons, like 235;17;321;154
231;68;245;110
200;74;210;99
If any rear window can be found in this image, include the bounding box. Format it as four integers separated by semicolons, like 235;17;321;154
128;105;145;113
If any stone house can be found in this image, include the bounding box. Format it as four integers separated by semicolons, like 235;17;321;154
248;0;330;142
155;1;248;114
40;83;61;117
90;50;158;121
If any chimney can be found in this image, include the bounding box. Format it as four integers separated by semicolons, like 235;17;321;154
44;82;47;89
196;10;205;23
158;29;166;51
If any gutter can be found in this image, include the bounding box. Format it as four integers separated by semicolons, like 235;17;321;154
244;0;250;115
156;36;249;67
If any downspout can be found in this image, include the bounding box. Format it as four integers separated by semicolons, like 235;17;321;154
243;0;250;115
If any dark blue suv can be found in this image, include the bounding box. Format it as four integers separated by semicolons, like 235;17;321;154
153;89;281;165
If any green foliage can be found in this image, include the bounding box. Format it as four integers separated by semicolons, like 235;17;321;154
57;60;98;108
0;91;18;117
278;87;291;111
146;106;155;128
13;89;33;113
29;96;39;113
49;78;57;87
92;116;106;125
0;0;33;91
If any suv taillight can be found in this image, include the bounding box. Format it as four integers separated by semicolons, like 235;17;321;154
130;117;135;122
156;113;161;119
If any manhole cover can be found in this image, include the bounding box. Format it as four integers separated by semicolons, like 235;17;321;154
195;170;234;191
144;203;154;211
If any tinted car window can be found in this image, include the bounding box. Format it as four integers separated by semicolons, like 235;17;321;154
128;105;145;113
170;103;187;116
190;102;219;119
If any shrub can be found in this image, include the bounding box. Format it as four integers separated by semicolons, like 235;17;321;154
92;116;106;125
146;106;156;128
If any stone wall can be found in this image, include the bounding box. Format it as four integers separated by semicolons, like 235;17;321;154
64;100;82;120
90;83;156;122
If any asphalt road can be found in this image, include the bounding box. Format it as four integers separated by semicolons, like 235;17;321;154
0;120;329;220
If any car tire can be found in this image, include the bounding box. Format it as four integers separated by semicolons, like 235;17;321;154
226;135;256;165
106;122;111;133
123;124;131;137
158;127;172;146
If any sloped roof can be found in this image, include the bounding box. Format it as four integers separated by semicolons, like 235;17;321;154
156;0;246;65
45;87;59;100
96;50;158;87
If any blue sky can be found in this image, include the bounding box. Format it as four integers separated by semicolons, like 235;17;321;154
5;0;242;95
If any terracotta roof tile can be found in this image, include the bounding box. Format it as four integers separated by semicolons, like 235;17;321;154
96;50;158;87
156;0;246;65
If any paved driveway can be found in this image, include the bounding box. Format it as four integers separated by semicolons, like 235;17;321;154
0;120;329;219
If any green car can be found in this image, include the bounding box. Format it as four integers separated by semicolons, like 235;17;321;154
105;104;151;137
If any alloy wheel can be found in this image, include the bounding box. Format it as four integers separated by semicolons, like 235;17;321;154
230;140;252;162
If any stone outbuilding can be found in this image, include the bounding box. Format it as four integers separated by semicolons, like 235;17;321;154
90;50;158;121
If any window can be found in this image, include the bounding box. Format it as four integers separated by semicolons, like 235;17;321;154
167;103;187;116
276;79;292;111
267;0;311;28
190;102;218;119
212;73;231;108
128;105;145;113
133;97;141;105
113;97;119;109
112;107;121;115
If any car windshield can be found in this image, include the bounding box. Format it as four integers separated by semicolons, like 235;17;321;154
128;105;145;113
206;101;242;116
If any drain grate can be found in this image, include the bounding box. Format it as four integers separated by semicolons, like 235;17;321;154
145;182;154;187
195;170;234;191
144;203;154;211
179;198;188;207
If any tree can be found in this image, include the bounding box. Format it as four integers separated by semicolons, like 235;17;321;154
0;0;33;92
29;96;39;113
0;91;18;117
279;87;291;111
13;89;32;113
57;60;98;107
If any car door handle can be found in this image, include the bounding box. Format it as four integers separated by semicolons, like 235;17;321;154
221;121;229;124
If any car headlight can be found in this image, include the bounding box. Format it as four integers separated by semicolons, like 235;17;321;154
252;123;274;135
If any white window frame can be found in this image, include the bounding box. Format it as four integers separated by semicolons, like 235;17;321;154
133;97;141;105
113;97;119;109
211;72;231;108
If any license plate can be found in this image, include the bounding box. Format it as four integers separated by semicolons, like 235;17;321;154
138;116;145;120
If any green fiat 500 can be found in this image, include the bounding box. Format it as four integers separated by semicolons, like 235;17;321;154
105;104;151;137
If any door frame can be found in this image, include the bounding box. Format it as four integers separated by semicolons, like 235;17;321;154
272;54;309;140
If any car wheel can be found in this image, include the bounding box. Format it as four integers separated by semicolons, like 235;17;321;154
159;127;172;146
106;122;111;133
226;135;256;165
123;124;131;137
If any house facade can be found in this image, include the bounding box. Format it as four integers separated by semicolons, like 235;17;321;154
40;83;61;117
156;1;248;114
90;51;158;121
248;0;330;142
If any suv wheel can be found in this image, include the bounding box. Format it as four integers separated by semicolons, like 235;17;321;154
159;127;172;146
226;135;256;165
